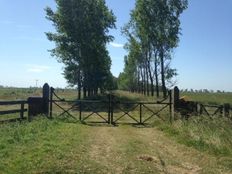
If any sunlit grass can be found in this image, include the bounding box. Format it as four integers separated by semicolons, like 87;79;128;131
0;89;232;173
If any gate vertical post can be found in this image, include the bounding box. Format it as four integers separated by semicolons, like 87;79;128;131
111;94;114;125
49;87;54;118
169;90;173;123
173;86;180;111
139;103;142;124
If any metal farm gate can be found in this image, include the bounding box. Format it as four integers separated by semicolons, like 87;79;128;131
49;88;173;125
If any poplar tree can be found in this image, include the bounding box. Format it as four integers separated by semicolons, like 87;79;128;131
45;0;116;98
120;0;188;98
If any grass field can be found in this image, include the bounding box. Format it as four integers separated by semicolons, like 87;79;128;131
0;88;232;173
0;117;232;174
181;91;232;105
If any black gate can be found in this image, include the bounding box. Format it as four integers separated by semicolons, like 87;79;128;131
49;88;172;125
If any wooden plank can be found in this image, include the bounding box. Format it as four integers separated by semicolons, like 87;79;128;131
0;109;27;115
0;100;27;105
20;103;25;119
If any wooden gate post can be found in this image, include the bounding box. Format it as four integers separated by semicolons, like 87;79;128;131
110;94;114;125
49;87;54;118
108;94;111;124
43;83;50;117
223;103;230;118
173;86;180;111
171;86;180;122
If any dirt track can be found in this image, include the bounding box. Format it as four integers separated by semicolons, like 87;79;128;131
84;125;227;174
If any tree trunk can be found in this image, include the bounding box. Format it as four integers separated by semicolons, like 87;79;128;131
137;67;141;93
154;55;160;98
145;62;150;96
77;70;81;100
147;48;154;97
148;60;154;96
83;87;87;98
141;68;145;95
160;47;167;98
94;88;98;95
87;88;90;97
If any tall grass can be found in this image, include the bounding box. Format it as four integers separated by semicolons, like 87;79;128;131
0;117;90;173
154;116;232;170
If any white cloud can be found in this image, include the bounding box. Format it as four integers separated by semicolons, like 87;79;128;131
110;42;124;48
26;64;51;73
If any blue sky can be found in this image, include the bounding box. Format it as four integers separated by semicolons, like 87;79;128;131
0;0;231;91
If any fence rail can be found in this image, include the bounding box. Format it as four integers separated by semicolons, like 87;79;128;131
0;100;28;121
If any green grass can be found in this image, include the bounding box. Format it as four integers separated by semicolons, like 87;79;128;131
0;88;41;100
0;87;78;101
0;118;173;173
0;117;92;173
1;89;232;173
154;116;232;170
181;92;232;105
156;116;232;156
113;91;232;171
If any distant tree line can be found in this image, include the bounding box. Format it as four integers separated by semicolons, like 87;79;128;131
118;0;188;98
45;0;116;99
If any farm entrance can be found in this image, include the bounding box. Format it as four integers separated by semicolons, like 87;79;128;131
49;88;173;125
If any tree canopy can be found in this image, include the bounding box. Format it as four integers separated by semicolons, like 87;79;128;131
118;0;188;98
45;0;116;98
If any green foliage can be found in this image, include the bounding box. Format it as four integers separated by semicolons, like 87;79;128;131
118;37;141;91
45;0;116;95
120;0;188;97
156;116;232;158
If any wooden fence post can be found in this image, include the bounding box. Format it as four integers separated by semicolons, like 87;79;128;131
20;102;25;120
223;103;230;118
49;87;54;118
173;86;180;111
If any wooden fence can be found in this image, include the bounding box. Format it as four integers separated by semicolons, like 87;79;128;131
0;100;28;122
0;84;231;123
0;83;50;122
